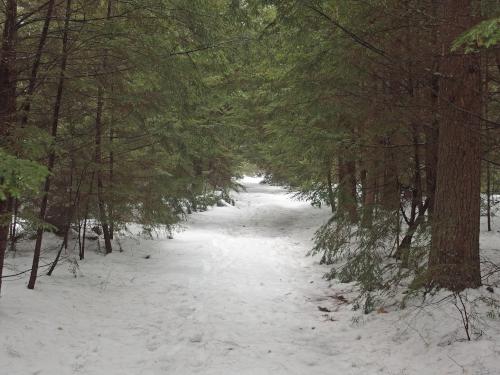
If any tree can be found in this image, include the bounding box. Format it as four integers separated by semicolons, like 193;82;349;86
428;0;483;291
0;0;18;294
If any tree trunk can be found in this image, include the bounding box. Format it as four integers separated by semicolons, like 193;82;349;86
0;201;10;294
425;0;441;218
0;0;18;295
486;161;492;232
92;0;114;254
81;172;95;260
28;0;72;290
109;117;115;239
337;155;358;222
424;125;438;216
396;126;426;266
9;198;19;253
361;167;377;227
381;138;400;211
20;0;56;126
494;49;500;75
95;85;113;254
326;161;336;213
360;168;367;206
47;162;82;276
428;0;482;291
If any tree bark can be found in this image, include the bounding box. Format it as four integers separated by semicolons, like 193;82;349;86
28;0;72;290
109;123;115;239
0;0;18;295
428;0;482;291
361;167;377;227
80;172;95;260
9;198;19;253
396;126;426;266
92;0;114;254
381;138;400;211
486;161;492;232
425;0;441;218
424;125;438;216
20;0;56;126
47;161;83;276
337;155;358;222
95;84;113;254
326;160;336;213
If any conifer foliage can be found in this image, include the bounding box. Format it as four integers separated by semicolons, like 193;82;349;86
1;0;499;298
0;0;244;291
239;0;500;295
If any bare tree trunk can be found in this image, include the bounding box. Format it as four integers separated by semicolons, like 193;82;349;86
484;50;492;232
0;201;10;294
81;172;95;260
20;0;56;126
425;0;441;218
109;123;115;239
429;0;482;291
337;155;358;222
396;126;426;266
360;168;367;206
381;138;400;212
47;161;83;276
494;50;500;75
0;0;18;295
361;168;377;227
28;0;72;290
424;125;438;216
9;198;19;253
487;161;492;232
95;85;113;254
326;159;336;213
93;0;114;254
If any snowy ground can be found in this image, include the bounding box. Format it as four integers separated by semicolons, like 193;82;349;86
1;177;500;374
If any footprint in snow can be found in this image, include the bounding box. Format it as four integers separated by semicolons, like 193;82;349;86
189;333;203;343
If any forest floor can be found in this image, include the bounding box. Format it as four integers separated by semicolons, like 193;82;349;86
1;177;500;375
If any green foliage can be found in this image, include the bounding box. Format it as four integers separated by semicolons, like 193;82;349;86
4;0;497;303
453;18;500;52
0;149;48;200
311;211;399;292
4;0;249;235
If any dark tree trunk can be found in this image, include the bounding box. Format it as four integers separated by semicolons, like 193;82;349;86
360;168;367;206
337;155;358;222
9;198;19;253
396;126;426;266
109;124;115;239
424;125;438;216
28;0;72;290
47;162;82;276
494;50;500;75
326;161;336;213
0;201;10;294
425;0;441;218
484;51;492;232
381;138;400;212
93;0;114;254
428;0;482;291
81;172;95;260
0;0;18;295
361;156;378;227
20;0;55;126
95;85;113;254
486;161;492;232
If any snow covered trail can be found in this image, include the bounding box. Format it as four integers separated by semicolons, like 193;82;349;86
2;177;500;375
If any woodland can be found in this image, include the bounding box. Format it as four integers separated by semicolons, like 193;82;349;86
1;0;500;373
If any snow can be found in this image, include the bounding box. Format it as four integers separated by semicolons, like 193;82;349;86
1;176;500;374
